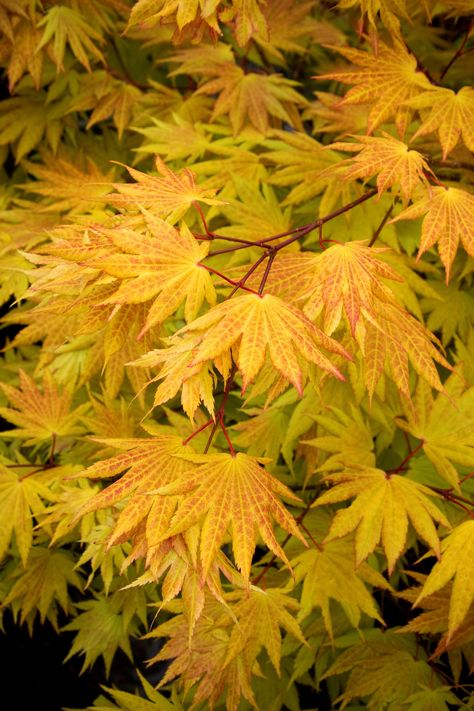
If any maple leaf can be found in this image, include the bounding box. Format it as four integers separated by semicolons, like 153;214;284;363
109;156;222;223
390;186;474;281
0;464;57;565
177;293;350;395
22;151;114;213
291;535;391;636
37;6;105;71
5;17;43;91
406;85;474;159
2;547;82;630
74;435;194;551
0;370;88;444
360;300;449;400
264;129;342;206
397;372;474;490
0;94;65;162
312;466;450;573
323;630;439;709
317;41;432;135
153;451;306;579
89;671;178;711
129;334;218;420
62;588;147;675
224;587;306;672
415;520;474;639
330;133;431;202
148;597;258;711
169;48;305;134
301;240;402;335
86;214;216;333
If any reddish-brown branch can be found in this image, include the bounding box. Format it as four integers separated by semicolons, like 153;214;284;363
386;440;424;476
205;189;378;258
258;249;276;295
439;18;473;79
200;264;259;295
369;202;395;247
182;418;214;446
203;363;238;454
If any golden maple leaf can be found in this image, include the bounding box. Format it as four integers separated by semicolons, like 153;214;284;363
153;451;306;579
74;435;194;551
317;41;432;135
313;466;450;574
406;85;474;159
396;374;474;490
0;464;58;564
391;186;474;281
415;520;474;639
360;301;449;400
330;133;431;202
0;370;88;444
177;292;350;394
85;214;216;333
110;156;223;223
301;241;403;335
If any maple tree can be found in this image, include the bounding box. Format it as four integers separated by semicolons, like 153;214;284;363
1;1;474;709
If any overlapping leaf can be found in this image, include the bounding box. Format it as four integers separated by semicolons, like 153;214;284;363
406;85;474;159
152;451;306;579
85;214;216;333
109;156;222;223
312;466;449;573
176;293;350;394
317;41;432;135
391;186;474;281
74;435;194;551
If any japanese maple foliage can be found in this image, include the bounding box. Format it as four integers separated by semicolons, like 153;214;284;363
1;1;474;710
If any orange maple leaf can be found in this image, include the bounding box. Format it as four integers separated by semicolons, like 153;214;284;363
86;214;216;333
301;241;403;335
329;133;431;202
75;435;194;550
110;156;223;223
177;293;350;394
390;186;474;281
317;41;432;135
153;452;306;579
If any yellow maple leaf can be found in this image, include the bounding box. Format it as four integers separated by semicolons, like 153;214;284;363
224;587;306;672
407;85;474;159
2;547;82;628
86;214;216;333
317;41;432;135
313;466;450;574
330;133;431;202
22;151;114;213
110;156;222;223
0;464;57;564
5;17;43;91
75;435;194;551
291;536;391;636
153;451;306;579
391;186;474;281
36;6;105;71
0;370;88;444
396;374;474;490
415;520;474;639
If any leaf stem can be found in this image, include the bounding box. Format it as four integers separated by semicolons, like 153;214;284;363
386;440;424;476
368;202;395;247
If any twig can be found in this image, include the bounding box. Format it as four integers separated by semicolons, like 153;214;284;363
439;18;473;80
